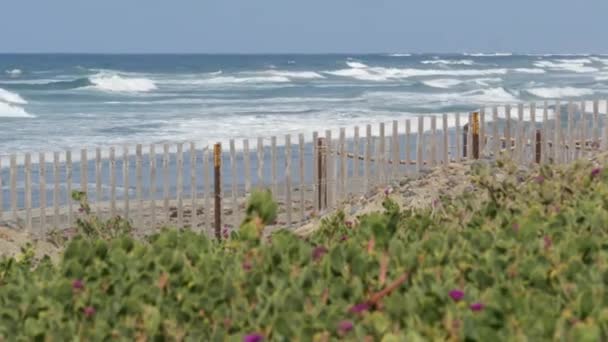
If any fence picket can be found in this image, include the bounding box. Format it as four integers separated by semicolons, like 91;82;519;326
176;143;183;228
299;133;305;222
593;100;599;149
492;107;499;157
66;150;72;226
325;130;334;207
379;123;385;183
203;148;211;230
257;137;264;188
95;148;102;214
109;147;116;218
285;134;292;227
554;101;561;163
163;144;170;222
430;116;437;167
365;125;371;191
39;153;46;233
312;132;318;211
530;103;536;163
149;144;156;229
122;146;129;220
190;142;197;228
443;114;449;166
230;139;238;225
417;116;424;174
353;127;360;189
479;108;486;155
542;102;548;164
10;155;16;222
136;144;143;227
517;104;524;164
567;102;574;162
392;120;399;177
505;105;512;157
25;153;31;232
53;152;60;228
271;136;278;197
339;128;346;199
581;101;587;157
81;149;87;194
243;139;251;194
405;120;411;172
456;113;462;161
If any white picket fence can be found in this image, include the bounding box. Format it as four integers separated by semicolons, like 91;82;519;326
1;99;607;236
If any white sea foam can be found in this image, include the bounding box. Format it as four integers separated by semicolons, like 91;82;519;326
326;64;508;81
388;53;412;57
364;88;519;107
464;52;513;57
422;79;463;88
263;70;325;79
534;60;598;73
526;87;594;98
346;61;368;69
5;69;22;77
202;75;291;84
89;73;157;92
421;59;474;65
512;68;546;74
0;88;27;104
0;102;34;118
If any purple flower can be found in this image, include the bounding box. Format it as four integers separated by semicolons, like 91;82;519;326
243;334;264;342
544;235;552;250
345;220;353;228
535;175;544;184
349;302;370;314
242;261;252;272
432;199;440;208
592;168;602;178
83;306;96;318
312;246;328;262
72;279;84;290
338;320;354;334
340;235;348;242
384;187;393;196
449;289;465;302
470;303;485;312
78;207;85;213
512;223;520;233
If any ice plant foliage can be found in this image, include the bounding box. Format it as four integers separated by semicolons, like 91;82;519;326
1;164;608;340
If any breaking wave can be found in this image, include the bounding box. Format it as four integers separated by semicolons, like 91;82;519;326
421;59;474;65
0;88;27;105
525;87;594;98
89;73;157;92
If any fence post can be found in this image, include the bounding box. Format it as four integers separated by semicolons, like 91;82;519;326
472;111;480;159
214;142;222;240
535;130;542;164
463;122;468;158
317;137;327;210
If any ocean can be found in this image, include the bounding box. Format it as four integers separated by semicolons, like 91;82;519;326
1;53;607;155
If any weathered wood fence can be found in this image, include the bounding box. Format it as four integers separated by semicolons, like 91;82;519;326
1;100;607;237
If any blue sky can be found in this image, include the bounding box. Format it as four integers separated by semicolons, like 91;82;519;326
2;0;607;53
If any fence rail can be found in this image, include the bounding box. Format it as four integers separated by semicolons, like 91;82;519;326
1;100;607;237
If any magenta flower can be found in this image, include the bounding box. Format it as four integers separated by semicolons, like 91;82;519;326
243;334;264;342
544;235;552;250
340;235;348;242
535;175;544;184
242;261;252;272
384;187;393;196
338;320;354;334
312;246;328;262
72;279;84;290
592;168;602;178
83;306;96;318
349;302;370;314
345;220;353;228
512;223;520;233
470;303;485;312
449;289;465;302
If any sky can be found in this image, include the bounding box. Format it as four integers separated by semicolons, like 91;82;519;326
2;0;608;54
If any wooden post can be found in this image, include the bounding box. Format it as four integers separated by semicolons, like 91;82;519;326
462;120;468;158
136;144;143;227
122;146;129;220
365;125;371;190
190;142;198;228
176;143;183;228
10;155;16;222
417;116;424;174
95;148;102;215
542;101;548;164
298;133;305;222
467;113;473;159
66;150;72;226
203;148;211;230
25;153;31;232
285;135;292;227
603;99;608;150
213;143;222;240
149;144;157;230
535;130;542;164
80;149;87;194
505;105;512;156
0;159;2;221
472;111;480;159
430;116;437;167
312;132;318;212
243;139;251;194
391;120;399;178
593;100;599;149
405;120;411;172
339;128;346;199
379;123;385;183
316;137;326;210
53;152;60;228
230;140;238;225
257;137;264;188
567;102;574;162
271;136;278;197
325;130;334;207
39;153;46;233
353;126;360;188
516;104;524;163
479;108;486;155
492;107;499;157
554;101;561;163
581;101;587;157
530;103;537;164
109;147;116;217
163;144;170;222
443;114;449;166
455;113;462;161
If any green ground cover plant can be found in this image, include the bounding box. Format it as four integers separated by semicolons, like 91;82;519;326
1;158;608;341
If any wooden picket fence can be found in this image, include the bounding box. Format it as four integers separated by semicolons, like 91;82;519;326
0;100;607;238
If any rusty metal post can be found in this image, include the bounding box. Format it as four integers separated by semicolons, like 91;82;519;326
317;138;327;210
535;129;542;164
213;143;222;240
472;112;480;159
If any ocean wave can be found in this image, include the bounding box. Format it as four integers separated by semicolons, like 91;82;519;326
5;69;22;77
261;70;325;79
421;79;464;88
534;60;598;73
0;88;27;104
525;87;594;98
387;53;412;57
464;52;513;57
201;75;291;84
346;61;368;69
89;72;157;92
365;87;519;107
512;68;546;74
0;102;34;118
325;65;508;81
421;59;474;66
